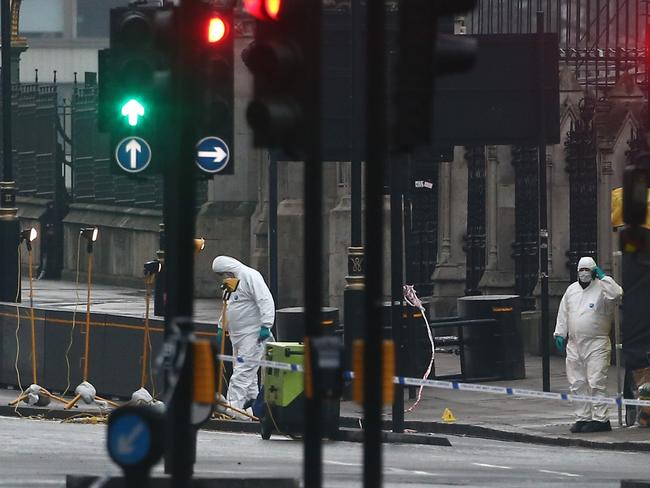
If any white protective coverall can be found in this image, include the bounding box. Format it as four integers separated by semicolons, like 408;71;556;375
554;257;623;422
212;256;275;410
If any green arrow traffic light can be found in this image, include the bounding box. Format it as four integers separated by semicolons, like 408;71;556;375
121;98;145;126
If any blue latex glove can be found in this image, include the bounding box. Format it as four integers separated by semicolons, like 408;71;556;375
259;326;271;342
216;327;223;345
554;336;566;352
593;266;606;280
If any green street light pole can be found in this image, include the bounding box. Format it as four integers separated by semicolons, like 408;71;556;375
0;0;20;303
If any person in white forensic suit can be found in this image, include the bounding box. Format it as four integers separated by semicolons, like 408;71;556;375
554;256;623;433
213;256;275;417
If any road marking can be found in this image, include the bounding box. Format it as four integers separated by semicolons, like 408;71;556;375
325;460;438;477
0;481;61;486
386;467;438;476
539;469;582;477
473;463;512;470
325;460;362;467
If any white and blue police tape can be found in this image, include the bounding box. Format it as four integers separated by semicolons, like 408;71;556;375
216;354;650;408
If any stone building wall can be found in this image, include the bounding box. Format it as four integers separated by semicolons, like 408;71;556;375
15;51;644;332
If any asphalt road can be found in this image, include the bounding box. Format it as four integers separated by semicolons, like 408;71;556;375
1;416;648;487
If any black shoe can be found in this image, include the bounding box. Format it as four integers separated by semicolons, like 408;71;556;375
581;420;612;433
569;421;589;433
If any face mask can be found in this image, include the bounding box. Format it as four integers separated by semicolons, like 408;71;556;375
578;270;592;283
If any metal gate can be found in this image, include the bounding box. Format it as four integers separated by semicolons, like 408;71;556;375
464;146;487;296
511;145;539;310
404;156;439;297
564;97;598;278
466;0;649;93
2;83;59;199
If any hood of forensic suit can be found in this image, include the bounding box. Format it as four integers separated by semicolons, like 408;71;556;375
212;255;246;277
577;256;597;271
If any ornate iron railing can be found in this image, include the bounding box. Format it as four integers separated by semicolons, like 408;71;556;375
466;0;650;93
464;146;487;295
564;97;598;278
511;145;539;309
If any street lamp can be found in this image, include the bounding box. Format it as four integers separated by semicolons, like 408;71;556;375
19;227;37;251
194;237;205;254
80;227;99;253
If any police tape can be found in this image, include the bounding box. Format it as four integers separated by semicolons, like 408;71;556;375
216;354;650;408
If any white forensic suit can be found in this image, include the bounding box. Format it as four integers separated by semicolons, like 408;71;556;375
554;257;622;423
213;256;275;410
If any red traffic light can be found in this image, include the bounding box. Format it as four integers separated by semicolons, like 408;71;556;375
207;15;228;43
244;0;282;21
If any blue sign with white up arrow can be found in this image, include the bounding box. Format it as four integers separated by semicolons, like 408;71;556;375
115;137;152;174
195;136;230;174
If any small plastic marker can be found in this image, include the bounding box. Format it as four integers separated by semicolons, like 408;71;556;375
441;408;457;423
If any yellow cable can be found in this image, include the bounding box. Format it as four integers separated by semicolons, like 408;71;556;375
13;244;24;408
28;248;37;385
82;252;93;381
217;297;230;397
141;275;154;390
63;234;82;398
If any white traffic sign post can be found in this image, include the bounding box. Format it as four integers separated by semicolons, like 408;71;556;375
195;136;230;174
115;136;152;173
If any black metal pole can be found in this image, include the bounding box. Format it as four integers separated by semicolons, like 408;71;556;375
537;11;550;393
269;154;278;302
0;0;19;303
351;0;363;247
303;1;323;487
390;156;404;433
342;0;365;401
164;1;198;484
154;223;166;317
364;0;385;486
1;0;10;182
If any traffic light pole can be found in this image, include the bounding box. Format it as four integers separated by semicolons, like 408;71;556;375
164;1;199;484
269;154;278;302
0;0;20;303
390;158;404;433
303;3;324;487
537;11;551;393
364;1;385;487
350;0;363;248
343;0;365;401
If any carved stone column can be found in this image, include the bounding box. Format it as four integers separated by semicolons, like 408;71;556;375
437;160;452;264
485;145;499;270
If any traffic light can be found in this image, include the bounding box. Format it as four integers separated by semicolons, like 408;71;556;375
243;0;318;158
393;0;477;151
191;4;235;175
99;4;174;174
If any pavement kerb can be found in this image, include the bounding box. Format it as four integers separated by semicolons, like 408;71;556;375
66;475;300;488
339;416;650;453
4;402;650;451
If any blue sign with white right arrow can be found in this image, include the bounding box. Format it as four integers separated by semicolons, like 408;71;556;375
115;136;152;174
195;136;230;174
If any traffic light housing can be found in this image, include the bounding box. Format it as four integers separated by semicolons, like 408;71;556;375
99;4;174;174
191;5;235;175
243;0;318;158
393;0;477;151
